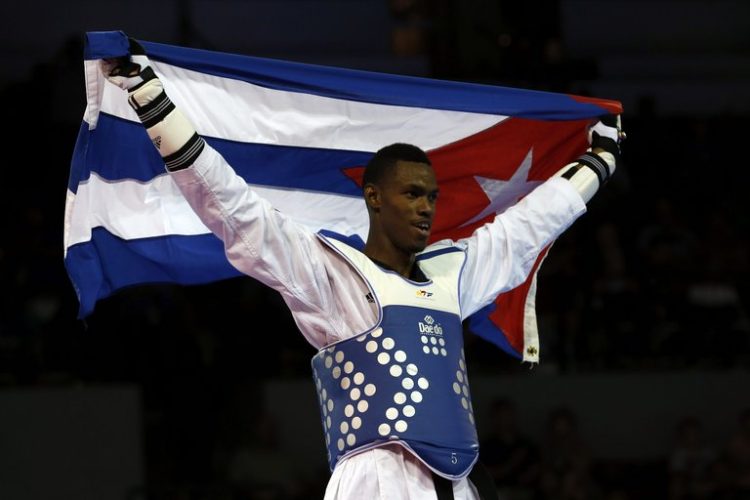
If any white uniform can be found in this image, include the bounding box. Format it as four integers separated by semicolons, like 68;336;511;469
169;144;587;500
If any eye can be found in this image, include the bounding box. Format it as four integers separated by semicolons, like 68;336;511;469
428;193;438;202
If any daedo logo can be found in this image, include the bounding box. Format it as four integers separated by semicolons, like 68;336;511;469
415;290;433;298
418;315;443;336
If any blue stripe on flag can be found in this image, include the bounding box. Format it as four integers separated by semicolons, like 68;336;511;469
84;30;130;59
86;114;167;182
85;30;614;120
65;227;241;318
68;121;91;194
468;302;522;360
209;136;370;195
86;113;371;193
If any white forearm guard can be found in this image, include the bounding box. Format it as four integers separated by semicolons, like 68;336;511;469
127;74;205;171
554;151;616;203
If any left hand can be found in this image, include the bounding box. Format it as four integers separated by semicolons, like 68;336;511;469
589;114;625;158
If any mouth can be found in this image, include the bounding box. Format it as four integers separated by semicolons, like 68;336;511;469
413;221;431;237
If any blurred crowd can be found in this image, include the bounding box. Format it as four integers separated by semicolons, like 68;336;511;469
1;1;749;498
476;399;750;500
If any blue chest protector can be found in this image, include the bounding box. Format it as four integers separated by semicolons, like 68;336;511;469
310;233;479;479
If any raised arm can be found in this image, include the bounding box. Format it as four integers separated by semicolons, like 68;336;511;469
100;38;333;306
459;115;624;317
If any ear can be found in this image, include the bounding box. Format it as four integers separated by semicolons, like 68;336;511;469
364;184;381;212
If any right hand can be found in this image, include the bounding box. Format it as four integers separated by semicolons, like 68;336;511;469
100;37;158;93
100;37;164;110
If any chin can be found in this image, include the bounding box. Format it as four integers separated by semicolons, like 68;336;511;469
411;240;429;253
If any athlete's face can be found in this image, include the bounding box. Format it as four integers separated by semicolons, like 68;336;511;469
376;160;438;254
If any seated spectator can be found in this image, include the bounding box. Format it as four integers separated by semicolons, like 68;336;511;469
726;408;750;495
668;416;716;499
537;406;600;500
479;397;540;499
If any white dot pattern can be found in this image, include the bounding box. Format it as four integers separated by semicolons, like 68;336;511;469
314;341;379;462
314;372;333;448
453;350;475;423
419;318;447;357
352;326;432;443
314;322;444;465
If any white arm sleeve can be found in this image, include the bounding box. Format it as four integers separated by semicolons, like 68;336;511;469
169;145;335;320
458;177;586;318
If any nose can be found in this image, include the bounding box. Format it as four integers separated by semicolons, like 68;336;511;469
417;196;434;216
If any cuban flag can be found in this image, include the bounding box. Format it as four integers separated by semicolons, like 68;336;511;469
65;30;622;362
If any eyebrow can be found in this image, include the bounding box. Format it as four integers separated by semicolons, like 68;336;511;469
403;183;439;194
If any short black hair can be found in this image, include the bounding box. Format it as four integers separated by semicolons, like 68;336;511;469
362;143;431;187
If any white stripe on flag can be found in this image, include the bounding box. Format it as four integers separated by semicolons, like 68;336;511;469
98;62;508;152
65;173;367;251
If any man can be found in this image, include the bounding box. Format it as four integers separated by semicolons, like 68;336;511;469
101;38;622;500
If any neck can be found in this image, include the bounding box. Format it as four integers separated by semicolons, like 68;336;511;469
363;221;418;278
363;246;415;279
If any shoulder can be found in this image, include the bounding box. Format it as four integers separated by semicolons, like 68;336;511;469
421;238;462;253
417;239;465;260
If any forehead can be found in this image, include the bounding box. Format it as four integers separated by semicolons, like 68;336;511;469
387;160;436;187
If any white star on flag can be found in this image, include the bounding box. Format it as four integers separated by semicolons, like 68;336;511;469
459;148;542;227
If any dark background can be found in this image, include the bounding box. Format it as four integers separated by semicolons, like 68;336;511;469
1;1;749;499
